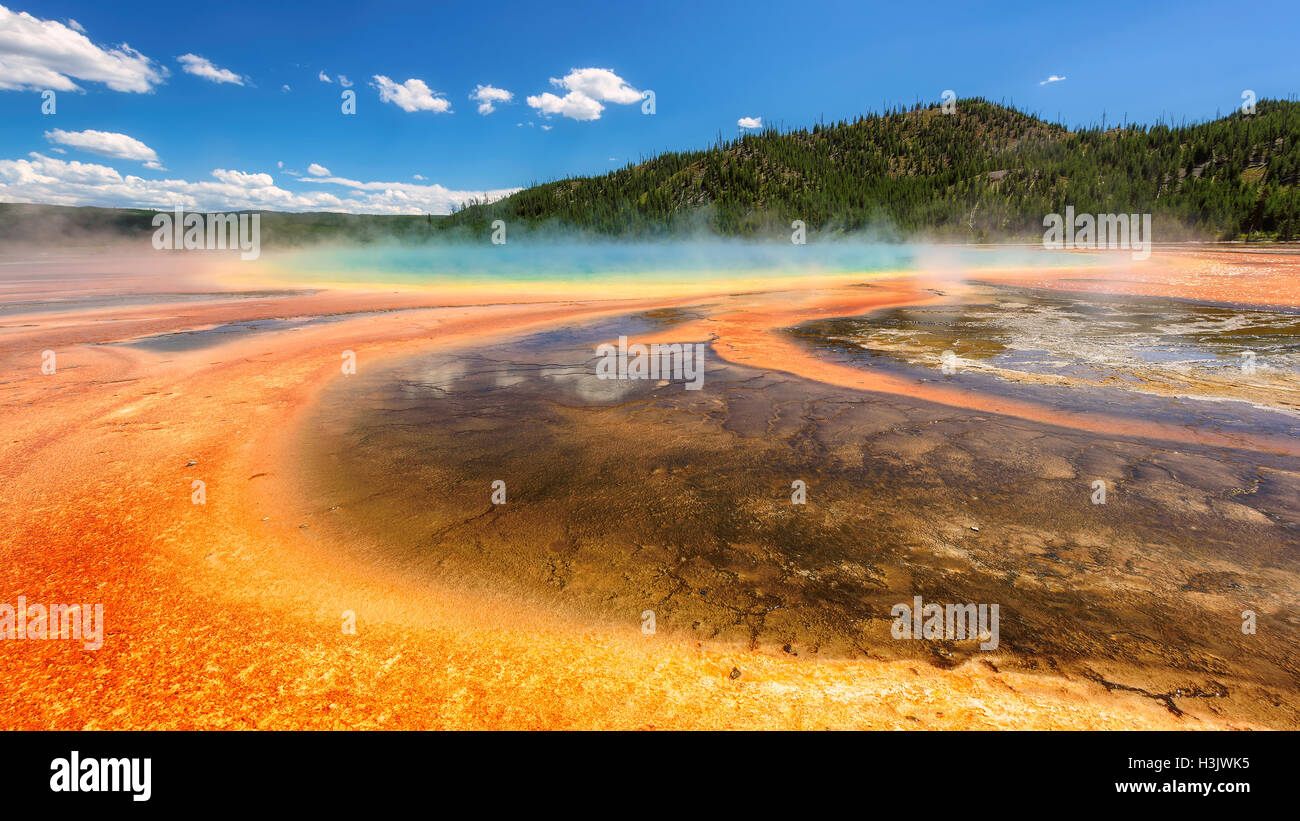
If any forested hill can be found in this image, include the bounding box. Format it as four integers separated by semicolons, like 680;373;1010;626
443;98;1300;241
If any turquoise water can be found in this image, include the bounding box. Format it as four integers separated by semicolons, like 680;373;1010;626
267;241;1091;285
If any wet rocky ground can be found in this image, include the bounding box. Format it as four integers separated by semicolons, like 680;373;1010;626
297;299;1300;728
793;283;1300;414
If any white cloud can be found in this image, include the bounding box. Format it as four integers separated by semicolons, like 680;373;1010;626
67;19;85;34
318;70;332;83
526;68;642;121
1039;75;1066;85
372;75;450;113
297;172;518;213
469;83;513;114
281;84;290;92
413;173;426;180
45;128;159;164
526;90;603;121
737;116;761;129
0;152;520;215
338;74;353;88
0;5;164;92
307;163;330;177
554;68;641;104
177;53;243;85
211;168;273;187
540;124;551;131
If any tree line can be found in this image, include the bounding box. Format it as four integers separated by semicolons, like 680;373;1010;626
443;98;1300;241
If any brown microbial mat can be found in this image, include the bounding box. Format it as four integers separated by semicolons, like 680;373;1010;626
299;296;1300;728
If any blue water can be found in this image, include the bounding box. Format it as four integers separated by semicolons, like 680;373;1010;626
268;241;1092;285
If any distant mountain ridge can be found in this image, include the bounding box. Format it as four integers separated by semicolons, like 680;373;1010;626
0;204;442;248
444;97;1300;241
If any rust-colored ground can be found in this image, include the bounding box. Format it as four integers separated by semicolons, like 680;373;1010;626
0;247;1294;729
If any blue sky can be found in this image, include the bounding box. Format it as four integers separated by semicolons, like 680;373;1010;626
1;0;1297;213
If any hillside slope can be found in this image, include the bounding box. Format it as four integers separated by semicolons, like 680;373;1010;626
445;98;1300;241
